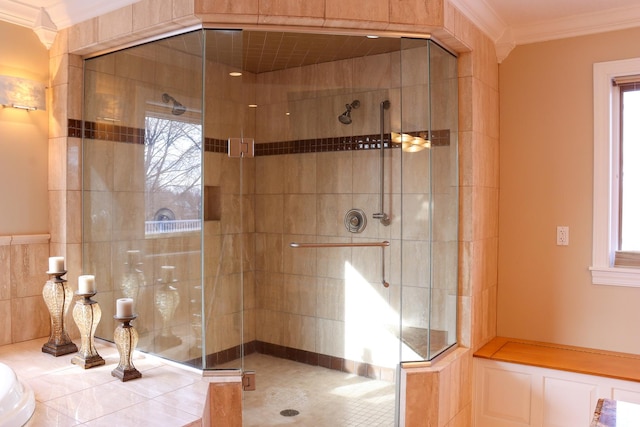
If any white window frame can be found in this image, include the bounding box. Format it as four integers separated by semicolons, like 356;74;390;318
591;58;640;287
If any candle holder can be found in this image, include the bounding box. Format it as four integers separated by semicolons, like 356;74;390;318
42;271;78;356
155;270;181;349
191;285;203;352
121;250;145;300
71;292;105;369
112;314;142;382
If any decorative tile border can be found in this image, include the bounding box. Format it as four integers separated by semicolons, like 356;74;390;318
73;119;450;155
70;119;145;144
254;129;450;155
185;340;396;382
255;341;396;382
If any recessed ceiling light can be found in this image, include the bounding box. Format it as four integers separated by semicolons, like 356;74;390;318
366;35;379;39
248;104;258;108
229;72;242;77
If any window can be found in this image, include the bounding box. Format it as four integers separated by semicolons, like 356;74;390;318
144;115;202;235
591;58;640;286
615;81;640;267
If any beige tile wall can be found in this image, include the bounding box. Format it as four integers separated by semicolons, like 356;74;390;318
253;148;457;367
0;235;59;345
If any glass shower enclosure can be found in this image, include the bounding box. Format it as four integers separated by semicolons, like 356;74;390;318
82;28;458;423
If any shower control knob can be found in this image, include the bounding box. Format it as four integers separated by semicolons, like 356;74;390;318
344;209;367;233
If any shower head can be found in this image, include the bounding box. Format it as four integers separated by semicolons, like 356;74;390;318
338;99;360;125
162;93;187;116
338;111;352;125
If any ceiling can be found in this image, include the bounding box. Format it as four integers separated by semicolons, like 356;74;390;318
2;0;640;60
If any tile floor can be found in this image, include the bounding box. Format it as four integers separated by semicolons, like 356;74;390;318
0;338;206;426
227;354;397;426
1;340;397;426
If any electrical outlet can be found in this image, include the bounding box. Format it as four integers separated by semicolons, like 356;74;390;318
557;226;569;246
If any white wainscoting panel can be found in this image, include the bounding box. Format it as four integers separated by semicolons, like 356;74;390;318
474;358;640;427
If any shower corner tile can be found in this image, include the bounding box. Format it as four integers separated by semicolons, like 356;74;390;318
325;0;389;23
173;0;196;20
0;301;10;345
98;6;134;42
133;0;173;32
389;0;443;27
258;0;324;18
10;296;49;343
68;18;98;53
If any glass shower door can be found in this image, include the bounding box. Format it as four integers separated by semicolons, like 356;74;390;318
201;29;252;374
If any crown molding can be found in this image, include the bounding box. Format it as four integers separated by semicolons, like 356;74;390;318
2;0;640;60
512;3;640;45
447;0;515;61
0;0;138;49
33;8;57;49
449;0;640;62
495;28;515;63
447;0;508;42
0;1;39;28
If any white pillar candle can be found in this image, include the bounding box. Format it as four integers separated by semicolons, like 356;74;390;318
116;298;134;318
161;265;175;283
48;256;65;273
78;275;96;294
127;250;140;265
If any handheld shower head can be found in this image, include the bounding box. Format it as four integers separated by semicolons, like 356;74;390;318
338;99;360;125
162;93;186;116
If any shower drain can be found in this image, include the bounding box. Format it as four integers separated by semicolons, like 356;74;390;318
280;409;300;417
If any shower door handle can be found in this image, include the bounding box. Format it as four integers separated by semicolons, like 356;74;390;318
289;241;389;248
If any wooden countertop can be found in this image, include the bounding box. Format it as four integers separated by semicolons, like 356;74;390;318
474;337;640;383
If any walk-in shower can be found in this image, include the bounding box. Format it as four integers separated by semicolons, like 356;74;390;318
81;29;458;425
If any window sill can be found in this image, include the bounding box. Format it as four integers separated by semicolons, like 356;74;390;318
590;266;640;287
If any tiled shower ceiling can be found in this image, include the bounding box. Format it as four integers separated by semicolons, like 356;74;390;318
239;31;403;73
160;30;409;74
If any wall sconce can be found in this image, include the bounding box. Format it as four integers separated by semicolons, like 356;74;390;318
0;75;46;111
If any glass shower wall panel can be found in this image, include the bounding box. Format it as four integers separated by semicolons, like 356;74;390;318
428;41;459;356
82;30;205;366
201;29;255;370
399;39;458;362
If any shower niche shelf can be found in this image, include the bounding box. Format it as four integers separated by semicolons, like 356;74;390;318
204;186;221;221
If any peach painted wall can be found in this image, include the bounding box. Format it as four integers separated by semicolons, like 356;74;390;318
0;21;49;235
0;21;53;345
498;26;640;354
